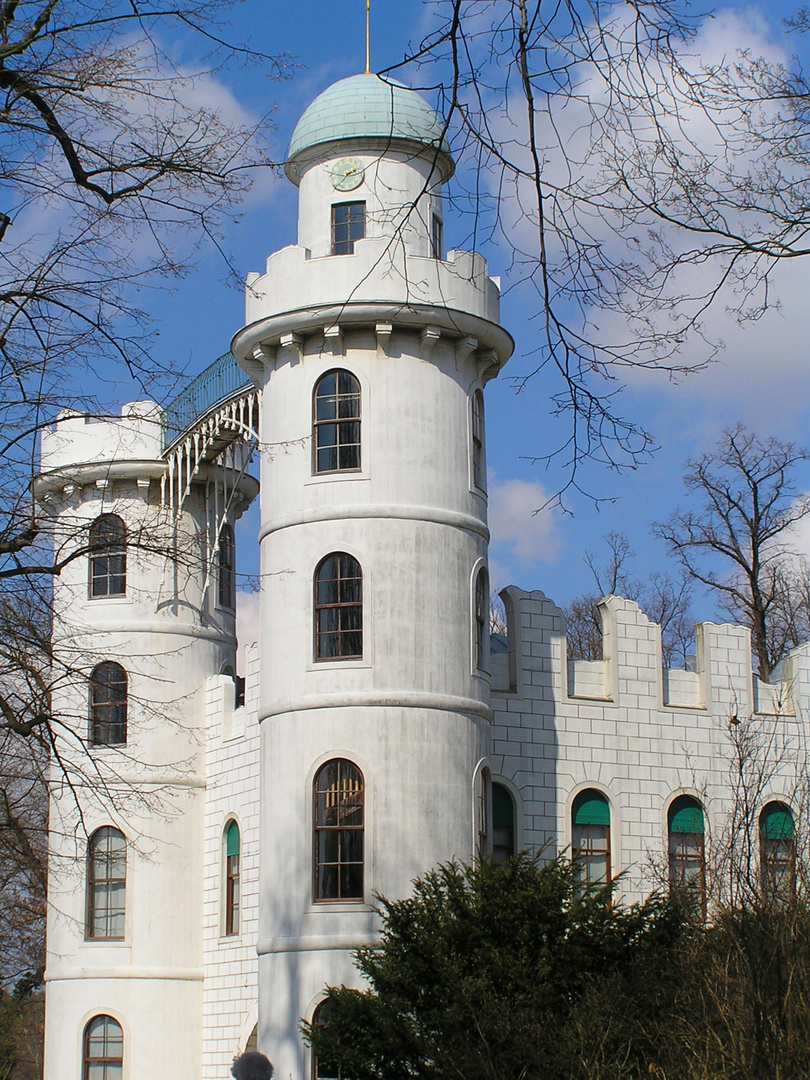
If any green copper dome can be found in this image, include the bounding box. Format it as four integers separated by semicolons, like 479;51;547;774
286;73;454;181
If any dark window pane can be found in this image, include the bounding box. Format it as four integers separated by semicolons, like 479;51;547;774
338;446;359;470
317;447;337;472
341;829;363;861
319;371;336;397
318;422;338;448
317;864;339;900
318;831;341;864
337;396;359;419
340;864;363;899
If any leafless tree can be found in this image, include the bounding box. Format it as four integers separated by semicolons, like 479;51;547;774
656;425;810;680
0;2;285;1064
564;530;694;665
393;1;810;490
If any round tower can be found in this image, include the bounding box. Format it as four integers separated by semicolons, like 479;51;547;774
37;402;257;1080
231;73;513;1076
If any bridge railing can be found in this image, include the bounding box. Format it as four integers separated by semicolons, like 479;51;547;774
163;352;251;449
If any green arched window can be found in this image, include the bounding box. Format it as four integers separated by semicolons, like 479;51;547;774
492;783;515;864
760;802;795;899
224;820;240;936
668;795;705;912
572;790;611;886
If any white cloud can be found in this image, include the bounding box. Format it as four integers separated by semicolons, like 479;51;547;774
488;478;563;566
236;589;261;673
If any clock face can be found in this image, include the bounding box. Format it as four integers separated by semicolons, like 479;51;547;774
330;157;365;191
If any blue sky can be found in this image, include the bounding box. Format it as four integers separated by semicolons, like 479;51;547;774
110;0;810;630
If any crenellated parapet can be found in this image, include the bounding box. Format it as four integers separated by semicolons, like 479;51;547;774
492;586;810;720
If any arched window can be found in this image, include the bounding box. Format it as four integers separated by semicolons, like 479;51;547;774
314;759;364;902
83;1014;123;1079
760;802;795;898
471;390;485;491
312;999;339;1080
90;662;127;746
474;566;489;671
668;795;705;912
224;820;240;936
314;553;362;660
492;783;516;864
89;514;126;598
86;827;126;940
313;370;361;474
219;524;235;608
572;790;611;887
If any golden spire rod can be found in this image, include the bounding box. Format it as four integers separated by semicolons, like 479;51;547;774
365;0;370;73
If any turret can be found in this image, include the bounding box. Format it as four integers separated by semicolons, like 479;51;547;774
38;401;257;1080
231;73;512;1077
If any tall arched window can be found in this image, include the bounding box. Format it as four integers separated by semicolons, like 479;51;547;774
471;390;485;490
668;795;706;912
224;820;240;936
86;827;126;939
314;553;363;660
492;783;516;864
83;1014;124;1079
760;801;795;899
474;566;489;671
572;790;611;887
313;369;361;473
90;662;127;746
312;999;339;1080
314;759;364;902
219;524;235;608
89;514;126;598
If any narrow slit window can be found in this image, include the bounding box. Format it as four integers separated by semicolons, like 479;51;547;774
332;201;365;255
475;566;489;671
219;524;235;608
313;370;361;473
314;759;364;902
472;390;485;491
224;820;240;936
431;214;443;259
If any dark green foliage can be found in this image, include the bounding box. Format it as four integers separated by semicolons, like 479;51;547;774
302;854;684;1080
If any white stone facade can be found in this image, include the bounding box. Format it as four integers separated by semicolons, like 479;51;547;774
37;71;810;1080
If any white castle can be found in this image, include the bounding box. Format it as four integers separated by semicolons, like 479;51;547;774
36;73;807;1079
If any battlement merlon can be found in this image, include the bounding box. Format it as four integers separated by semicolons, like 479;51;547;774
493;585;810;719
39;401;164;472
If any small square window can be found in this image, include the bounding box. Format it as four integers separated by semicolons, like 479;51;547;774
332;202;365;255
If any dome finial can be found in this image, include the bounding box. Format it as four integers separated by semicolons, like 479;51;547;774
365;0;371;75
